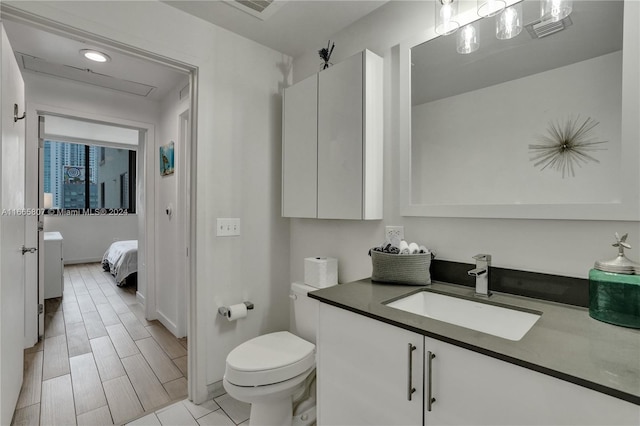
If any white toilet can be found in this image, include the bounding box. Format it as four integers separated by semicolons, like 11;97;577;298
223;283;319;426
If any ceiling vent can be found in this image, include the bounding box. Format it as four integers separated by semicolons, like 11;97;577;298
526;15;573;39
224;0;287;20
16;53;156;97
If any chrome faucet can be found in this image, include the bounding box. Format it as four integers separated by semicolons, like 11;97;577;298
468;254;491;297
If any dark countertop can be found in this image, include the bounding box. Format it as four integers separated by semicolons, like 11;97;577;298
308;279;640;405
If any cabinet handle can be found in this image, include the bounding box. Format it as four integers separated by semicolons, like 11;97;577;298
427;351;436;411
407;343;416;401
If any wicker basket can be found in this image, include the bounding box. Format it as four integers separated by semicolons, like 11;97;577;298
370;250;432;285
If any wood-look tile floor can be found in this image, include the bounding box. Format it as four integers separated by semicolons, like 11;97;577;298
11;263;189;426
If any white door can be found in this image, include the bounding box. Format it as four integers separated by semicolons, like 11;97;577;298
0;22;27;425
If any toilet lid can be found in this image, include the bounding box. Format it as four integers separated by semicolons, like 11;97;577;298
225;331;315;387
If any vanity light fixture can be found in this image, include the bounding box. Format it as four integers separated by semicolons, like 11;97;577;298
540;0;572;22
435;0;460;36
80;49;111;63
457;22;480;54
477;0;506;18
496;3;523;40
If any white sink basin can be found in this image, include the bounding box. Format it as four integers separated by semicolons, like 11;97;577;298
385;291;541;341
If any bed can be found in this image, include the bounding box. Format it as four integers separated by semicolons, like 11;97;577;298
102;240;138;286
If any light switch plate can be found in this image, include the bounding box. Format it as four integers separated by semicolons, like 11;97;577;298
216;218;241;237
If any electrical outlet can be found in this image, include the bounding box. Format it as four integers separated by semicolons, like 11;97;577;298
385;226;404;247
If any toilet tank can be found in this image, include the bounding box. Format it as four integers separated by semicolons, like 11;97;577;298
289;282;319;344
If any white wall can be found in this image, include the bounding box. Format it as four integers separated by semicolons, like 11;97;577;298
44;214;137;264
25;73;161;125
412;52;622;205
9;0;291;402
156;78;189;337
289;1;640;284
29;74;156;264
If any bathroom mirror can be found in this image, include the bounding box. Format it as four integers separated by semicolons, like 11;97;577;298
399;0;639;219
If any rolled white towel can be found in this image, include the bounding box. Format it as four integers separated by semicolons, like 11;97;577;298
399;240;410;254
408;242;419;254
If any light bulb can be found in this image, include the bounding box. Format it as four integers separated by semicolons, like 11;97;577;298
496;3;523;40
80;49;111;63
541;0;572;22
435;0;460;35
457;23;479;54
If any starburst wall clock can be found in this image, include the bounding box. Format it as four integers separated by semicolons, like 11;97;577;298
529;115;607;178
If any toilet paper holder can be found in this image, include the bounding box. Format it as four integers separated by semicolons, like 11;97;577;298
218;301;254;317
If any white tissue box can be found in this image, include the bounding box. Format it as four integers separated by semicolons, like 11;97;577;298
304;257;338;288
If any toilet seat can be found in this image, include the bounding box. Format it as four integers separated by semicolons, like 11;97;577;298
225;331;315;387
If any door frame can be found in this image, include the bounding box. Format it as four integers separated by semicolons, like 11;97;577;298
5;10;202;401
30;105;155;322
176;108;191;338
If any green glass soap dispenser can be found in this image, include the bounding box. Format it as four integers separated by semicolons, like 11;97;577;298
589;233;640;328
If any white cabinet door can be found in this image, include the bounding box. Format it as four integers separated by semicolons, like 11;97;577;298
317;304;423;425
43;232;63;299
425;336;640;425
317;52;364;219
281;50;382;220
282;73;318;218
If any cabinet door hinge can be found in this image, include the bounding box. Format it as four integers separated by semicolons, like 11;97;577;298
38;304;44;314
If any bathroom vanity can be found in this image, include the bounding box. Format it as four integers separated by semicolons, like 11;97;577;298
310;280;640;425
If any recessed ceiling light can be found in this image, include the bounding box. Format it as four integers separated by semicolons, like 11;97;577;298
80;49;111;63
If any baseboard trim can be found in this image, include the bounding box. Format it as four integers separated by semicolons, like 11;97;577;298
64;257;102;265
157;310;182;338
207;380;226;400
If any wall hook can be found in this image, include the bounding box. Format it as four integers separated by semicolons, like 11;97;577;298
14;104;25;122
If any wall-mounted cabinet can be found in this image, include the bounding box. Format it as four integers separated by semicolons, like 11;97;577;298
282;49;383;220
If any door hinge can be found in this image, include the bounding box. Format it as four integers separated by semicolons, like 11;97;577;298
38;221;44;232
38;304;44;314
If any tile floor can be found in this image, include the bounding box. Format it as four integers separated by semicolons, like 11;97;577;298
125;394;250;426
11;263;193;425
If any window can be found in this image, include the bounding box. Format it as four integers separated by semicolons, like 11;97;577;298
119;173;129;209
44;140;136;213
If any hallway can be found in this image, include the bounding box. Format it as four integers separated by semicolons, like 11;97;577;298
12;263;188;425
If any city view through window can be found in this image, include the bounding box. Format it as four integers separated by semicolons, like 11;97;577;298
44;140;136;212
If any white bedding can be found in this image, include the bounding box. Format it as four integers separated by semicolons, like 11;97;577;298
102;240;138;285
